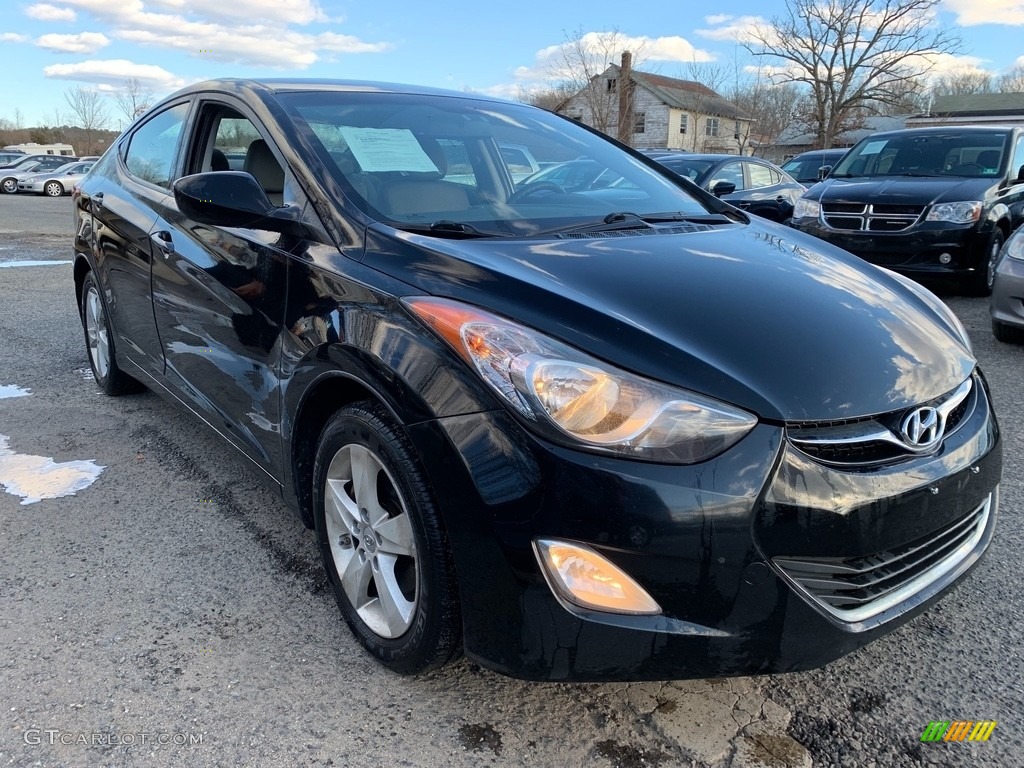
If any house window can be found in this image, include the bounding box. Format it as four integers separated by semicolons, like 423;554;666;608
705;117;720;138
606;79;617;92
679;115;688;134
634;112;646;134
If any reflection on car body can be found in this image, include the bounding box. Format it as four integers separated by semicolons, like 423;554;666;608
72;78;1000;682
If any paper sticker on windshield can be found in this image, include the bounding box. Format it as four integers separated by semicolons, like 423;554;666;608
860;140;887;155
339;127;439;173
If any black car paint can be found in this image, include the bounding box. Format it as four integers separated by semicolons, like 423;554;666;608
648;153;805;222
793;128;1024;281
72;79;1000;681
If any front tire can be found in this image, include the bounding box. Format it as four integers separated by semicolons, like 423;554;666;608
965;230;1003;296
44;181;64;197
1;177;17;194
79;273;144;396
313;401;460;674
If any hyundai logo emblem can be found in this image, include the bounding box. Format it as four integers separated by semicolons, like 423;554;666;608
900;406;943;450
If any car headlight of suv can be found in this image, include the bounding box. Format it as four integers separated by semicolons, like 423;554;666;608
793;198;820;219
925;201;982;224
407;298;758;463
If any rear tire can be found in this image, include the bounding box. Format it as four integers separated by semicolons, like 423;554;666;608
965;231;1003;297
79;273;144;396
312;401;461;674
992;319;1024;345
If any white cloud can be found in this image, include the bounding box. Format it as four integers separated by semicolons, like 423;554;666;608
0;33;29;42
48;0;390;69
36;31;110;53
944;0;1024;26
25;3;77;21
43;59;186;90
697;15;771;43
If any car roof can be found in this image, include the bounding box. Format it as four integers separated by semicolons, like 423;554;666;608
655;154;769;162
861;126;1018;140
175;78;509;103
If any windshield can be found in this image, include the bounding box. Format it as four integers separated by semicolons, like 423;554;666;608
279;92;712;236
651;158;715;183
831;132;1009;179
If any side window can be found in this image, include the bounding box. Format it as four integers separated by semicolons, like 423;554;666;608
1011;135;1024;181
747;162;773;189
124;103;189;187
191;106;287;206
709;162;745;191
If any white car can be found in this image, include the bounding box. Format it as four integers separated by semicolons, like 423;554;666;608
17;161;94;197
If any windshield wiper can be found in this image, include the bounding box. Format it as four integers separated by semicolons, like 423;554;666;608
395;220;500;239
532;211;733;237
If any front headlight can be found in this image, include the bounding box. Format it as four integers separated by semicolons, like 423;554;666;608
406;298;758;463
925;201;982;224
1005;232;1024;261
23;177;38;183
793;198;820;219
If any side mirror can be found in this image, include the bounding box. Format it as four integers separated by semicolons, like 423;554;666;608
173;172;305;235
711;180;736;197
1016;164;1024;183
817;165;833;180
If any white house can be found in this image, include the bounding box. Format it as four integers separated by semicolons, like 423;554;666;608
558;63;753;154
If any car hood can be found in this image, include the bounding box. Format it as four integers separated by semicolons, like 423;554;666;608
806;176;996;205
362;221;974;421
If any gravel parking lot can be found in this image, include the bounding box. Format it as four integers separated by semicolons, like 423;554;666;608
0;193;1021;768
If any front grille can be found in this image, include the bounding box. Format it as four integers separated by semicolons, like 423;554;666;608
788;377;975;468
773;492;994;623
822;202;924;232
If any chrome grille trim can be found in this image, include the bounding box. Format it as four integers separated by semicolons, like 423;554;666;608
821;202;925;232
788;377;974;467
773;491;994;624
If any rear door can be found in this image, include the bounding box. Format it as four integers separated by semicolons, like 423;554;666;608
81;101;192;378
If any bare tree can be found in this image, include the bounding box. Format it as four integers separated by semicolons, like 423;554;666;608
930;68;993;96
736;80;802;155
997;64;1024;93
65;86;109;155
516;85;574;112
111;77;155;126
745;0;959;148
549;28;647;136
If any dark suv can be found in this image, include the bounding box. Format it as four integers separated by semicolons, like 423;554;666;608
791;127;1024;294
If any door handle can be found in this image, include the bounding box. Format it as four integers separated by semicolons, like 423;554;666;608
776;196;787;202
151;230;175;257
92;192;104;210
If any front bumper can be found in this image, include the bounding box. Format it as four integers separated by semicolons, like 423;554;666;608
991;254;1024;331
792;218;989;277
407;376;1001;681
17;182;44;193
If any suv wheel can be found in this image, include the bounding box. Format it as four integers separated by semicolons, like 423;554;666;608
965;230;1003;297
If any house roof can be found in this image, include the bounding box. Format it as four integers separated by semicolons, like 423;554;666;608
926;92;1024;117
771;114;910;148
604;65;750;121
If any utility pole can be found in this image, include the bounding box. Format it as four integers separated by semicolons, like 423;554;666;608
617;51;634;146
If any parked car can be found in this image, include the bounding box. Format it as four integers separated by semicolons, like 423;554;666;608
1;155;80;193
991;226;1024;343
518;158;638;193
73;78;1000;682
790;126;1024;294
645;153;805;222
18;161;94;196
0;151;27;166
781;148;849;187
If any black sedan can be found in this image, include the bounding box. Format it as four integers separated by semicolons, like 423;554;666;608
72;79;1000;681
646;152;805;223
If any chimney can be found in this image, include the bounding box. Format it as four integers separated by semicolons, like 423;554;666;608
618;51;634;145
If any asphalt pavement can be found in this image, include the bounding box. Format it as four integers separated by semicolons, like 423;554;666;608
0;193;1020;767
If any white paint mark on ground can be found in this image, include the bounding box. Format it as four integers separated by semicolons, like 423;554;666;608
0;434;105;505
74;367;95;382
0;385;32;399
0;260;72;268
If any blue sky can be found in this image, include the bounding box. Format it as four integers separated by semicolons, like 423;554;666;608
1;0;1023;127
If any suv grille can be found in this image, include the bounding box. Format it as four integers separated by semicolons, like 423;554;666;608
773;492;994;623
788;377;975;468
822;202;925;232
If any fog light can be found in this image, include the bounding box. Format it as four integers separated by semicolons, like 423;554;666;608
939;252;952;264
533;538;661;615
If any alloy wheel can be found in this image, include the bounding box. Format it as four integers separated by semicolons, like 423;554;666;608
84;285;110;380
1;179;16;194
323;443;418;639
